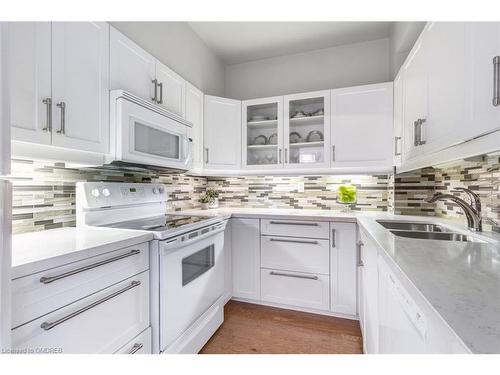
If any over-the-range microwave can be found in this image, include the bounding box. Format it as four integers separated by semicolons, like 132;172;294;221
108;90;193;170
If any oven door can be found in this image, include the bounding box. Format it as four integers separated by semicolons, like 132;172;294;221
159;227;225;351
115;94;192;169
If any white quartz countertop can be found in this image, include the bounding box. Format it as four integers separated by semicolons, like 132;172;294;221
11;227;153;278
182;207;500;353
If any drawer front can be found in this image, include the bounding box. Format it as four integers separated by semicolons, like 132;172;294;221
12;271;150;354
261;236;330;274
115;327;152;354
261;219;329;239
261;268;330;311
12;242;149;328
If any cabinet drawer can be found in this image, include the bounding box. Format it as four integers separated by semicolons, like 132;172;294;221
115;327;152;354
261;236;329;274
261;268;330;311
12;242;149;328
12;271;149;354
261;219;329;239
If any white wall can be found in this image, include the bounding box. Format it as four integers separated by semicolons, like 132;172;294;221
111;22;225;96
390;22;426;78
225;38;390;100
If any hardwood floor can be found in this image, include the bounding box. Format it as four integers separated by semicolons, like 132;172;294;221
200;301;363;354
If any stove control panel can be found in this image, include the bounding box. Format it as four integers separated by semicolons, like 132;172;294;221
77;182;167;209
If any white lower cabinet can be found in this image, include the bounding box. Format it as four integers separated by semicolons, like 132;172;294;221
261;235;329;275
231;218;260;300
115;327;152;354
378;258;426;353
12;271;150;354
359;229;379;354
260;269;330;311
330;223;357;316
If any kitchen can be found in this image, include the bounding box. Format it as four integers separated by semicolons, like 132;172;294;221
1;3;500;371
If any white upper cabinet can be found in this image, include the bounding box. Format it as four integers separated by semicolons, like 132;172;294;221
185;82;204;171
464;22;500;139
393;73;404;167
110;27;186;118
9;22;52;145
109;27;156;102
51;22;110;153
203;95;241;170
155;62;185;117
331;82;393;170
242;96;284;170
425;22;468;154
402;33;428;162
284;90;331;169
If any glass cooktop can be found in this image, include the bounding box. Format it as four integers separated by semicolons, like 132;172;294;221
100;214;214;232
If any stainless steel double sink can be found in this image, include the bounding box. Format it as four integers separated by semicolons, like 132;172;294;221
377;220;486;243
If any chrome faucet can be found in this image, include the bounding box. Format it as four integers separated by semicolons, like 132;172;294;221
426;188;483;232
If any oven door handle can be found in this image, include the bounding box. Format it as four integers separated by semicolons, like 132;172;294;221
161;222;226;254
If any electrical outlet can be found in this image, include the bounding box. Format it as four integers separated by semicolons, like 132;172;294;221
297;181;304;192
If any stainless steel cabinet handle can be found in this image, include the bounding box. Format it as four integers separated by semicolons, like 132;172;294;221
269;221;318;226
42;98;52;132
357;240;364;267
269;238;318;245
493;56;500;107
331;228;336;248
394;136;401;156
332;145;335;162
39;249;141;284
40;281;141;331
418;118;426;145
157;82;163;105
128;343;144;354
151;79;158;102
413;120;419;147
269;271;318;280
205;148;209;164
56;102;66;135
278;148;282;164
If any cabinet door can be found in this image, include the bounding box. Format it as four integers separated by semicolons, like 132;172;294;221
393;73;404;167
109;27;156;101
331;83;393;169
378;260;426;354
402;34;428;162
360;231;379;354
425;22;468;154
185;82;204;171
231;218;260;301
51;22;109;153
464;22;500;139
330;223;357;316
155;61;185;117
204;95;241;170
284;90;331;169
242;96;284;170
9;22;52;145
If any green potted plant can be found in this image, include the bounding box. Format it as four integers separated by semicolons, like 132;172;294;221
199;188;219;209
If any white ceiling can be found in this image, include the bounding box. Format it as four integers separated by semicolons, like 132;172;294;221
188;22;394;65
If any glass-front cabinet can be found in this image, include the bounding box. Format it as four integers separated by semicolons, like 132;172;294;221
242;96;284;170
284;90;331;169
241;91;331;171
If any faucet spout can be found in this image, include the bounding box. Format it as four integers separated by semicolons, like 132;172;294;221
426;190;483;232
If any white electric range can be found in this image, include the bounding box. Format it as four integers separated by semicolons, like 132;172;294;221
76;182;227;354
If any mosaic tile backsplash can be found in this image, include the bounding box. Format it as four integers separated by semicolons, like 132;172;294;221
10;159;207;234
206;175;390;211
10;153;500;234
393;155;500;232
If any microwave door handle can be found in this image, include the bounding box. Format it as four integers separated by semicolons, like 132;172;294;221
182;135;192;162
